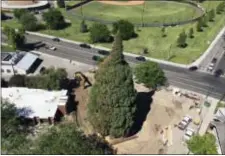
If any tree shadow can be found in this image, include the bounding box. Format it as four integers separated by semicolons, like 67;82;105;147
66;94;78;114
128;90;155;136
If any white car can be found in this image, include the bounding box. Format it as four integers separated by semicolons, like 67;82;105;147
183;128;195;141
49;46;56;51
183;115;192;123
207;63;215;71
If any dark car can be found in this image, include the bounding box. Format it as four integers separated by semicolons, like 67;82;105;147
80;43;91;49
212;58;217;64
214;69;224;77
98;50;110;56
92;55;103;62
189;66;198;71
136;56;146;61
52;38;60;42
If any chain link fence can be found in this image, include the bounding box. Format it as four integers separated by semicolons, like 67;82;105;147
67;0;205;27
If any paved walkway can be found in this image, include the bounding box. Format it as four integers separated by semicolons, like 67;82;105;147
198;97;219;135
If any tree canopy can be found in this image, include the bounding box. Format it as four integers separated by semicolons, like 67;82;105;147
177;30;187;48
89;23;111;43
1;101;30;154
112;20;135;40
187;133;218;154
43;8;66;30
57;0;65;8
8;67;68;90
134;61;166;89
28;124;115;155
13;9;28;20
88;31;137;138
3;26;25;50
20;13;39;31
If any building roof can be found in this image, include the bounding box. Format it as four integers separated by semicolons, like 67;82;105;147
1;87;68;119
1;52;25;65
15;53;38;71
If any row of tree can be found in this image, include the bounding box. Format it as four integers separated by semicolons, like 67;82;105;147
176;2;225;48
13;8;66;31
81;20;136;43
9;67;68;90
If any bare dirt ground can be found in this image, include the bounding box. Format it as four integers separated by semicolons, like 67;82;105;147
97;0;144;6
69;72;203;154
114;85;203;154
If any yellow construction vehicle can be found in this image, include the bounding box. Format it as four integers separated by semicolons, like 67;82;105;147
74;72;92;89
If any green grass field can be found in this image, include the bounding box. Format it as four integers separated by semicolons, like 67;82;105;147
1;45;15;52
75;1;202;24
1;1;225;64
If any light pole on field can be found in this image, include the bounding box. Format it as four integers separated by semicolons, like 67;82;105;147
141;1;146;27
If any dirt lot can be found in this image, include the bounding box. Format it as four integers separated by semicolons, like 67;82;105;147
69;72;204;154
114;85;203;154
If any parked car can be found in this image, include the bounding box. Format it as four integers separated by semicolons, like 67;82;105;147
178;120;188;130
183;115;192;123
212;58;217;64
136;56;146;61
178;115;192;130
52;38;60;42
183;128;195;141
80;43;91;49
98;50;110;56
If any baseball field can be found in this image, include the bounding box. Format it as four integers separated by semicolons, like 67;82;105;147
74;1;202;24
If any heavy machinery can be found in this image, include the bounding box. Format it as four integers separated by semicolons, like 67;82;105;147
74;72;91;89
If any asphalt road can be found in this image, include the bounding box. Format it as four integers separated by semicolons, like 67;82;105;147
2;33;225;100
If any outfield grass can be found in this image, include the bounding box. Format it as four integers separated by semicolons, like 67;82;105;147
1;1;225;64
75;1;202;24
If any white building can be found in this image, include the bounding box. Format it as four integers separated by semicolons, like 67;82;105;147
1;52;39;77
1;87;68;124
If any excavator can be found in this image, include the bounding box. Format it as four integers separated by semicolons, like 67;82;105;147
74;72;91;89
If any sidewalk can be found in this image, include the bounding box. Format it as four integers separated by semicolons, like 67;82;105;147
198;97;219;136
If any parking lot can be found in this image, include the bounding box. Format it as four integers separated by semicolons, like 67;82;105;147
30;51;95;78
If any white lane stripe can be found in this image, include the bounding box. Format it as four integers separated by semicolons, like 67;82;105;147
168;80;221;96
167;75;212;88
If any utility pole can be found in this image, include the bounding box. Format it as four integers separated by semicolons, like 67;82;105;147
141;2;146;27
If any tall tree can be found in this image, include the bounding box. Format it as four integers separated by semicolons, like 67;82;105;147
43;8;66;30
13;9;28;20
89;23;111;43
134;61;166;89
177;30;187;48
88;32;137;138
196;19;203;32
112;20;135;40
161;27;167;37
57;0;65;8
20;13;38;31
187;133;217;154
188;27;194;38
208;9;215;22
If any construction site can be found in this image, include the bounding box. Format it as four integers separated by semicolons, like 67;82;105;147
62;68;217;154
